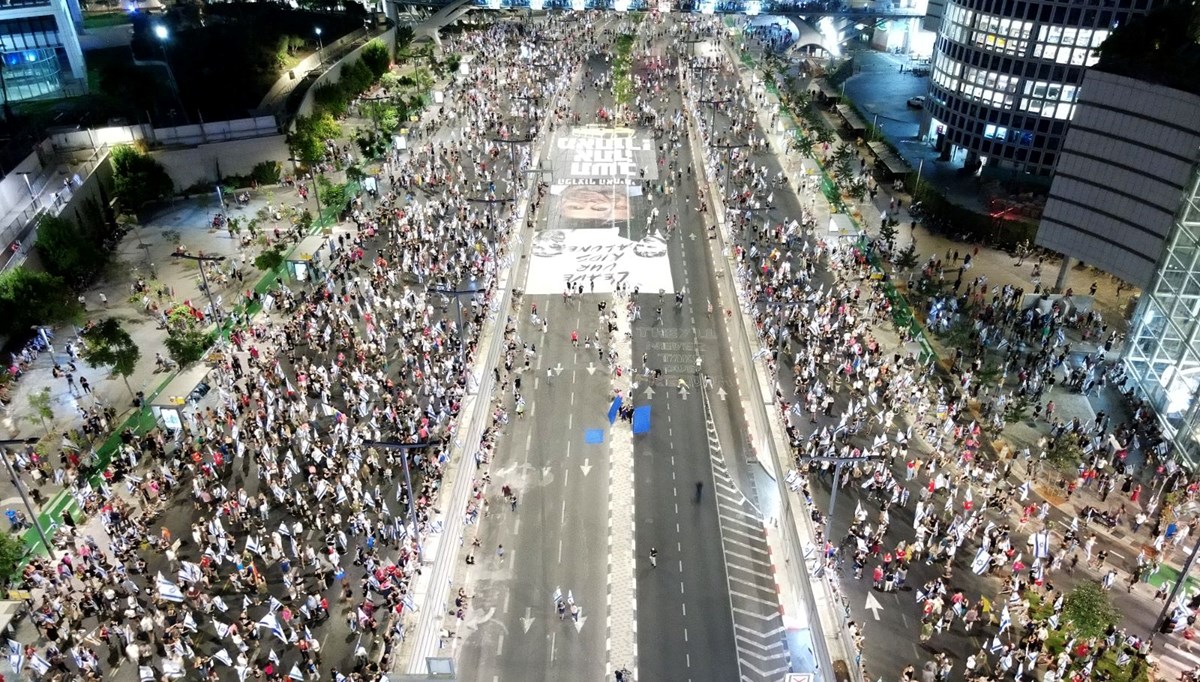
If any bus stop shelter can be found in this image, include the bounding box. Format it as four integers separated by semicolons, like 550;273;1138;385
868;141;911;178
287;235;335;281
149;365;213;431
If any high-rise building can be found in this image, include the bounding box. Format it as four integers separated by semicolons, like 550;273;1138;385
0;0;86;104
1034;3;1200;464
919;0;1163;177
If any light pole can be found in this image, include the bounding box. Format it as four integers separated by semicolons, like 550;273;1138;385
802;452;883;540
697;97;732;140
153;25;187;124
428;278;488;394
0;438;51;554
710;140;749;201
314;27;324;65
170;251;226;324
288;157;323;218
362;439;440;563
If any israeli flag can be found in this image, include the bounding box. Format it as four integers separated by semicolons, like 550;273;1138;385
268;650;280;664
7;639;23;673
970;547;991;575
213;596;229;613
989;636;1003;653
277;523;292;538
245;536;262;556
1053;593;1065;613
213;649;233;667
1019;480;1030;501
1032;530;1051;559
258;613;287;643
182;611;198;632
139;666;156;682
1070;516;1079;532
1048;614;1060;630
163;660;186;679
156;572;185;603
29;654;49;676
999;605;1011;634
289;664;306;681
214;621;231;639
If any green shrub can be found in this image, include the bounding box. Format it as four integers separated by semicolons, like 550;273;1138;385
251;160;282;185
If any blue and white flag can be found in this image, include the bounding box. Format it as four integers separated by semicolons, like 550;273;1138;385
29;654;49;676
139;666;156;682
214;621;231;640
989;636;1004;653
257;613;286;642
1032;530;1051;559
999;605;1011;634
1070;516;1079;532
7;640;23;673
1019;481;1030;501
268;650;280;664
163;660;186;679
1048;614;1060;630
182;611;197;632
289;664;305;681
212;649;233;667
157;572;185;603
971;547;991;575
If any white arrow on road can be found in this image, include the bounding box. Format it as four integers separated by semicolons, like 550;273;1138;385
689;232;697;241
521;607;535;634
586;362;597;376
542;466;552;479
644;385;656;399
573;615;587;633
580;459;592;476
553;362;564;376
865;592;883;621
717;386;727;401
678;384;691;400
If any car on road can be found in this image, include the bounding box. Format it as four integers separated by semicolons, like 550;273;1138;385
906;96;926;109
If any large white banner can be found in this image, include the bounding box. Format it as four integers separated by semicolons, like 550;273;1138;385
526;127;674;295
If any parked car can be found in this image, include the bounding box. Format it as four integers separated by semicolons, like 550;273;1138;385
907;96;926;108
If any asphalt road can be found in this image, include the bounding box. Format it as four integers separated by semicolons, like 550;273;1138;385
458;15;792;682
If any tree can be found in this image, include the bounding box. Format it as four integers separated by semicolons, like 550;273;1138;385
360;39;391;80
288;113;342;165
254;246;285;272
35;215;105;286
894;243;920;272
0;268;81;336
1062;582;1120;640
110;144;174;212
80;318;141;397
165;328;213;367
879;221;898;250
0;533;25;585
27;387;53;433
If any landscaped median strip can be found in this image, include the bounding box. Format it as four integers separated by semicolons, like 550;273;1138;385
21;181;357;557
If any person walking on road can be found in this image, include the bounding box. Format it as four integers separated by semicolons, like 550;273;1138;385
649;548;658;568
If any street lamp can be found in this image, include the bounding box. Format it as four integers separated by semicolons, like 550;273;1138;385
170;251;226;324
314;27;324;64
428;278;488;394
0;438;51;554
152;25;187;124
362;440;441;563
287;157;324;218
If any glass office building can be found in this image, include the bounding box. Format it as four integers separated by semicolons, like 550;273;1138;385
1125;168;1200;465
921;0;1162;176
0;0;86;104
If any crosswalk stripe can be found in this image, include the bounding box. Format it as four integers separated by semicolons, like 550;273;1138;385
736;623;787;639
726;548;773;569
732;606;781;622
735;634;786;653
727;573;778;596
730;589;783;609
722;513;765;535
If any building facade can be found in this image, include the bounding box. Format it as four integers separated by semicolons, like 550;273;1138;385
920;0;1160;176
0;0;86;104
1036;69;1200;289
1125;165;1200;465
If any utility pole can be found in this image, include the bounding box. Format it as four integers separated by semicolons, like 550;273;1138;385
800;453;883;540
688;61;719;102
428;278;489;394
0;438;50;554
696;97;732;138
709;141;750;202
362;439;441;564
171;251;227;324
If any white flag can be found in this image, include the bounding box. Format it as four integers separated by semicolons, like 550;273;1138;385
156;572;185;603
212;649;233;667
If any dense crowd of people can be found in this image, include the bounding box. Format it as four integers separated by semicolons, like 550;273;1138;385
7;19;584;682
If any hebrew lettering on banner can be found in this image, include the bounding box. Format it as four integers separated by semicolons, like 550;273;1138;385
526;126;674;295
